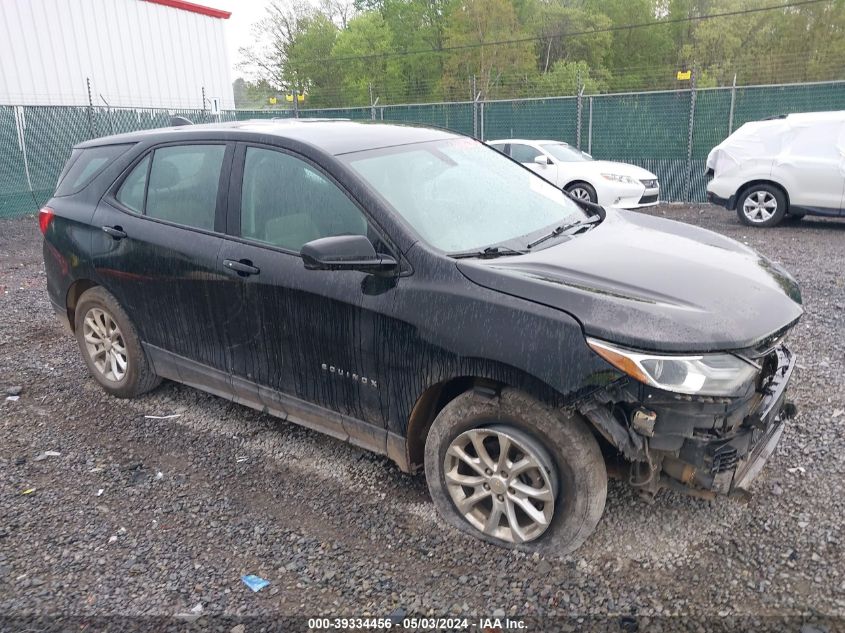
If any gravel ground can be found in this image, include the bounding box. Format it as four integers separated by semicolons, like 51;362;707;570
1;204;843;632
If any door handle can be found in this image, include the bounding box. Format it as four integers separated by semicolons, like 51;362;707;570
102;225;127;240
223;259;260;276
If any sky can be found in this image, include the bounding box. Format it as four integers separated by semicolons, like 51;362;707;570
202;0;268;80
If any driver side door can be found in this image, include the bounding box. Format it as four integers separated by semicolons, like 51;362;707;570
217;143;396;445
509;143;558;185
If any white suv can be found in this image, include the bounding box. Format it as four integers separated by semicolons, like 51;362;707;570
706;111;845;227
488;139;660;209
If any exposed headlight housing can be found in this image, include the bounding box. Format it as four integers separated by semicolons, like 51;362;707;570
600;173;640;185
586;338;758;397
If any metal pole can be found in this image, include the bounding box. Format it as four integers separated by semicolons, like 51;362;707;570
100;94;114;135
576;83;584;149
479;100;484;140
202;86;207;115
575;68;583;148
369;83;377;121
587;96;593;154
86;77;95;137
293;82;299;118
684;66;698;202
471;75;478;139
728;73;737;134
14;107;34;200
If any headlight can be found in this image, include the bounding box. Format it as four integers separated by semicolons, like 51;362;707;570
600;173;639;185
587;338;758;397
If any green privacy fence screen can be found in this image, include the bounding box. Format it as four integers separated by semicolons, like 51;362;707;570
2;80;844;218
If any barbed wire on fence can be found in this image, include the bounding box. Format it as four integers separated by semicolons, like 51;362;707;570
2;78;845;219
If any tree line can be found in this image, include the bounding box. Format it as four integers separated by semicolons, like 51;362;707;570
233;0;845;109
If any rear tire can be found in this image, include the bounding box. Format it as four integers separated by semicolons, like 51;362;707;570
74;286;161;398
424;388;607;556
736;184;787;227
565;182;598;204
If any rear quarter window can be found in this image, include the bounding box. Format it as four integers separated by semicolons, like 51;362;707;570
54;144;133;197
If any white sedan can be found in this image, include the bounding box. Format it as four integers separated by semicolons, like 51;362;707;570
488;139;660;209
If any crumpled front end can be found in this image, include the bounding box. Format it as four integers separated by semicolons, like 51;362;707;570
579;341;796;501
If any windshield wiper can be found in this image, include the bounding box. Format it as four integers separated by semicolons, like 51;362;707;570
526;216;602;249
450;244;527;259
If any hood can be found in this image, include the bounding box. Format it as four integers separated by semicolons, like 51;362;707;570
457;209;802;352
587;160;656;180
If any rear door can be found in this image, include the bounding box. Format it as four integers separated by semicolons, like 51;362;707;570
91;142;235;392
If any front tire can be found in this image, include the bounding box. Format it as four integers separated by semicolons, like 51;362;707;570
424;388;607;555
74;286;161;398
737;184;787;227
565;182;598;204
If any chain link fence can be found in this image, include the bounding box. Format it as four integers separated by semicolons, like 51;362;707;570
3;80;845;218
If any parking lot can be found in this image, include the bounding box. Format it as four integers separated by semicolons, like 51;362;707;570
1;203;843;628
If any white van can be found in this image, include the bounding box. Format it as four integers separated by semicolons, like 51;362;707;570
706;111;845;227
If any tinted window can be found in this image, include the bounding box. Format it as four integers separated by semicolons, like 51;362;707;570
510;144;542;163
240;147;368;252
541;143;592;162
145;145;226;230
489;143;507;154
55;144;132;196
116;155;150;213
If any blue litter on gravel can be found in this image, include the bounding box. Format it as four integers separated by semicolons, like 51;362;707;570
241;574;270;592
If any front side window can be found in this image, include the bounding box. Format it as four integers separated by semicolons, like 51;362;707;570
510;144;542;163
144;145;226;230
343;138;586;253
240;146;368;252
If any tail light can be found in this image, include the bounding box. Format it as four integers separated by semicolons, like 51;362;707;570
39;207;54;235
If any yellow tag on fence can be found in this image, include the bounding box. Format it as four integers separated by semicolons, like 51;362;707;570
677;70;692;81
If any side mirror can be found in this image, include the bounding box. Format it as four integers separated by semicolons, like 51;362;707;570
300;235;398;275
534;155;552;166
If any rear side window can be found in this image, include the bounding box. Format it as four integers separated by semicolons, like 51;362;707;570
144;145;225;230
116;155;150;213
55;144;133;196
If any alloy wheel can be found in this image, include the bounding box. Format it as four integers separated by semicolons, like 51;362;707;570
742;190;778;223
443;425;558;544
569;187;592;201
82;307;128;382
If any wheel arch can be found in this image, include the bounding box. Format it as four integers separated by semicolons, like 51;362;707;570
65;279;99;332
735;180;790;212
563;179;594;191
403;367;586;474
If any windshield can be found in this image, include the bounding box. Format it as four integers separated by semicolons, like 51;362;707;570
541;143;592;162
342;138;586;253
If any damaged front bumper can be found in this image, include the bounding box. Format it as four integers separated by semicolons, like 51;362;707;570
580;345;796;500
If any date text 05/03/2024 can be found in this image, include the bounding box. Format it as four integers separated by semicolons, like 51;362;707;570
307;616;527;630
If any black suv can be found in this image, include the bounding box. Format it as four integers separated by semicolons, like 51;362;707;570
41;120;802;554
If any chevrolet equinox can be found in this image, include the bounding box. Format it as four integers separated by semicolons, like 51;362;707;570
41;120;802;554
